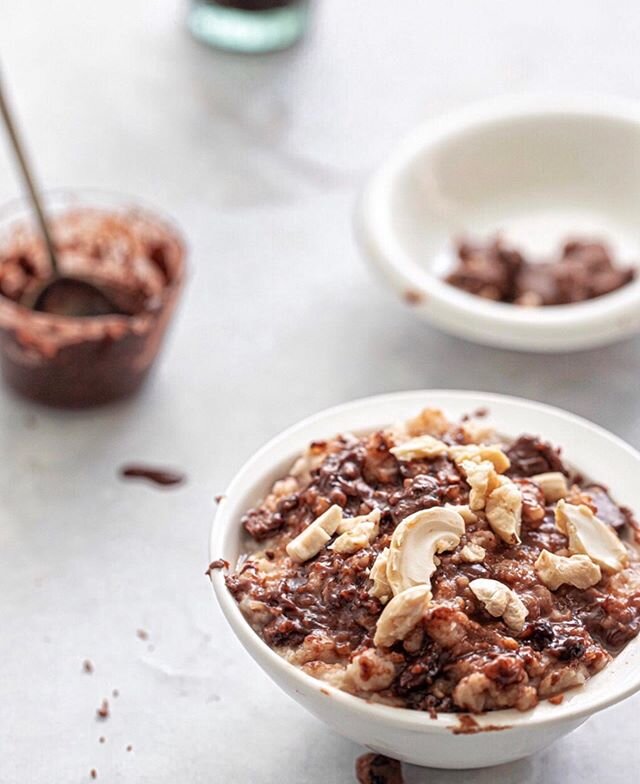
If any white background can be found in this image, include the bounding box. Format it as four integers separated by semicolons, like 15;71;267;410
1;1;640;781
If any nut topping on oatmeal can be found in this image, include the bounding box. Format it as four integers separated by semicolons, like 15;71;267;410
404;407;449;438
459;543;487;563
534;549;602;590
373;584;432;647
444;503;478;523
469;578;528;631
387;507;466;595
285;504;342;563
449;444;511;474
331;509;381;554
390;434;449;460
459;459;501;511
531;472;569;503
485;478;523;545
369;548;392;604
555;500;629;573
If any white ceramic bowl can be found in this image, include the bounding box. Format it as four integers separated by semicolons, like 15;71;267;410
210;390;640;769
356;97;640;352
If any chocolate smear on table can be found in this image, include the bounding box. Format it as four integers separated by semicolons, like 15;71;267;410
119;465;185;487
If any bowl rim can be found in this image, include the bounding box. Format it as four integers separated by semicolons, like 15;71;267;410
356;95;640;348
210;389;640;734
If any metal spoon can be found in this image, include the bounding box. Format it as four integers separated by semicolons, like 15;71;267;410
0;76;120;316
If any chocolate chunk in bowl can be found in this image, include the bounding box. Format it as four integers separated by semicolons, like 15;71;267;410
210;392;640;769
0;191;185;407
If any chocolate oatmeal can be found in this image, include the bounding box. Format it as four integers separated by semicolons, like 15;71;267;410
224;409;640;714
445;237;635;306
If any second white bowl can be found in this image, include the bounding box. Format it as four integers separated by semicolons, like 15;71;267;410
356;97;640;352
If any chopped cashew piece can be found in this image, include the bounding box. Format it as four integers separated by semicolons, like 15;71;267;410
444;504;478;524
485;478;522;545
531;472;569;503
534;549;601;590
469;578;528;632
390;434;448;460
405;408;450;438
368;548;392;604
459;459;501;511
286;505;342;563
387;507;466;595
555;500;628;573
330;510;381;554
459;543;486;563
336;508;381;534
374;584;432;647
449;445;510;474
461;419;497;445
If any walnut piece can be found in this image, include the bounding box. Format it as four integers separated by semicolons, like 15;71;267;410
534;549;601;590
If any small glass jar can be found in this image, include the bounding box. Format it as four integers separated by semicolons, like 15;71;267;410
0;190;186;408
188;0;310;54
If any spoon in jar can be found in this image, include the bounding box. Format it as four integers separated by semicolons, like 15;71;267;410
0;76;120;316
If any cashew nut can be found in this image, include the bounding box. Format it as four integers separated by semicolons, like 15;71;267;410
405;408;450;438
534;549;601;590
449;444;510;474
459;543;486;563
286;505;342;563
459;459;501;511
531;472;569;503
555;499;628;573
368;548;392;604
485;477;522;545
373;584;432;647
469;578;528;631
390;434;448;460
444;504;478;524
387;507;466;595
330;509;381;554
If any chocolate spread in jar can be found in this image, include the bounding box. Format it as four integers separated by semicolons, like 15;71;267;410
0;206;185;408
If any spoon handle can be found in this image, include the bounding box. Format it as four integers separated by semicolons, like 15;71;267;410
0;75;58;274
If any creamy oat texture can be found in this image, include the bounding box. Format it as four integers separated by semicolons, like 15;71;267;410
226;409;640;714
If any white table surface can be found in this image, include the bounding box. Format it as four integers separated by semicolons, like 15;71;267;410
2;1;640;781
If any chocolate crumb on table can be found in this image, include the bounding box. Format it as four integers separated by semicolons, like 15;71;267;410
82;659;94;674
126;745;133;752
96;699;110;720
445;236;636;305
355;753;404;784
119;465;186;487
112;689;119;698
90;769;97;779
99;737;105;744
136;629;149;641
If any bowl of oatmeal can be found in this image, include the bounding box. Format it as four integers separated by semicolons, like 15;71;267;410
209;391;640;768
356;96;640;351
